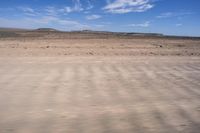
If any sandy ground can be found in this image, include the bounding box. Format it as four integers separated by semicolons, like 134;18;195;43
0;38;200;57
0;34;200;133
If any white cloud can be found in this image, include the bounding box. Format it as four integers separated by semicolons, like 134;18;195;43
45;6;58;16
17;0;94;17
157;12;193;18
58;6;83;14
73;0;84;11
102;22;112;25
0;16;90;30
44;0;84;15
103;0;154;14
94;24;105;28
128;21;150;27
86;15;102;20
176;23;182;27
28;16;90;29
18;7;35;13
57;0;83;14
18;7;39;16
58;0;82;13
86;0;94;10
156;12;173;18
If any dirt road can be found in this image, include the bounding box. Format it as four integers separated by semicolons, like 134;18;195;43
0;57;200;133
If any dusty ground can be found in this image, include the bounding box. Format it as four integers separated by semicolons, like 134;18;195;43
0;31;200;133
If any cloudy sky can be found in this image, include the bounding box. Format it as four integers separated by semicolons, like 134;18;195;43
0;0;200;36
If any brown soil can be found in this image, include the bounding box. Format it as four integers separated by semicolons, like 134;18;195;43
0;31;200;133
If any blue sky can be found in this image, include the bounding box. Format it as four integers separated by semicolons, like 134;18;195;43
0;0;200;36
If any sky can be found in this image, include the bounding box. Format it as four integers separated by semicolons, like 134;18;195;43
0;0;200;36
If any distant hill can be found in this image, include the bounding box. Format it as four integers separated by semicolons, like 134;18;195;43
0;27;199;39
72;30;164;37
35;28;58;32
0;27;29;32
0;27;26;38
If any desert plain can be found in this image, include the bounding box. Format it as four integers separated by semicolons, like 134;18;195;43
0;29;200;133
